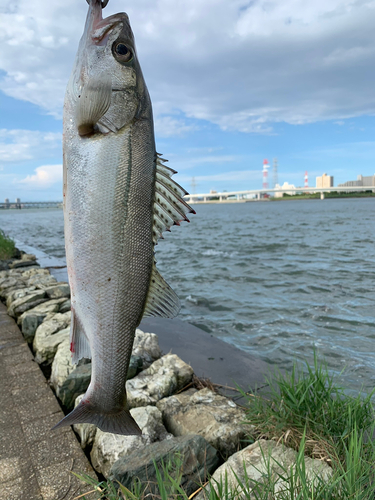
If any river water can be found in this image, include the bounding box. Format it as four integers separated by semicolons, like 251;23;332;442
0;198;374;394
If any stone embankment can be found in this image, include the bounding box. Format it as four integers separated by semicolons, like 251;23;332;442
0;252;332;497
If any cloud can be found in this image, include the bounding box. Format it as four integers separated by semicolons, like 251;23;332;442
1;0;375;132
154;115;198;137
0;129;61;163
178;169;261;184
19;164;62;188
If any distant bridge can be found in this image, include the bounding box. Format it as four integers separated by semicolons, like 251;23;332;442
184;186;375;203
0;201;63;209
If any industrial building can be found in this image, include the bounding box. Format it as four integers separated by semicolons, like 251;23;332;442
274;182;297;198
316;173;334;188
338;174;375;188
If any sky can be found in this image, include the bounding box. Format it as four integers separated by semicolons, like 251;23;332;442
1;0;375;201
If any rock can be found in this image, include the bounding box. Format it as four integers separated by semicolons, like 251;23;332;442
196;439;333;499
34;326;70;364
91;431;149;478
6;286;37;307
59;298;71;313
9;258;40;269
0;269;23;278
26;273;57;288
157;388;252;458
7;290;47;317
0;277;26;292
51;340;146;410
33;311;71;364
133;329;162;368
89;406;170;477
73;395;97;449
127;355;143;380
50;339;91;409
130;406;172;443
21;253;37;262
42;283;71;299
18;298;67;343
126;354;194;408
22;268;50;279
109;434;219;496
0;261;10;271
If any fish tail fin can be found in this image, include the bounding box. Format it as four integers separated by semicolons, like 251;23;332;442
52;399;142;436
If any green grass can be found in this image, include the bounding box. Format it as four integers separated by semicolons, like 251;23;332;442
0;229;15;260
242;352;375;461
73;355;375;499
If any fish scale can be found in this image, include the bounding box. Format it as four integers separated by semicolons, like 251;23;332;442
54;0;194;435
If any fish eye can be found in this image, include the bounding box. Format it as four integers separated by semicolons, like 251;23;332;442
113;42;133;63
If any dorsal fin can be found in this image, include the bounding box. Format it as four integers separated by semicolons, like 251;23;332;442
152;154;196;245
142;262;180;318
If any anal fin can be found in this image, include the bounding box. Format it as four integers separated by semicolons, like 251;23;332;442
142;262;180;319
71;308;91;364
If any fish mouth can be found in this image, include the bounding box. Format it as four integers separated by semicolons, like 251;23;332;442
84;0;126;46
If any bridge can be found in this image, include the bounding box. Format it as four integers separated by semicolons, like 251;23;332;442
184;185;375;203
0;201;63;209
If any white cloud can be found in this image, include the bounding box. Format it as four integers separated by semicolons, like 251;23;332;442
0;129;61;163
19;164;62;188
178;169;261;184
154;116;197;137
1;0;375;131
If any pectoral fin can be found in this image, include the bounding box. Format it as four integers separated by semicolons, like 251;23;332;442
76;75;112;136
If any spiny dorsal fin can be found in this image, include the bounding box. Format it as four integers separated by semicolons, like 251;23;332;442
142;262;180;318
152;154;196;245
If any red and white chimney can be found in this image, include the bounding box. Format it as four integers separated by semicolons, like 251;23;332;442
262;159;269;190
304;171;308;188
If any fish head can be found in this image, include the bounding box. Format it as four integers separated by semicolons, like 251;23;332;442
66;0;150;137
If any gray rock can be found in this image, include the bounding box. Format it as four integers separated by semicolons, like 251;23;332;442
51;341;144;411
133;328;162;368
89;406;171;477
34;326;70;365
127;355;143;380
130;406;172;443
0;277;26;292
6;286;37;307
50;338;91;409
0;269;23;279
18;298;67;343
26;273;57;288
73;395;97;449
33;311;71;364
196;439;333;499
59;298;71;313
109;434;219;496
91;430;149;478
9;258;40;269
42;282;71;299
126;354;194;408
21;253;37;262
157;388;252;458
21;268;50;279
8;290;47;317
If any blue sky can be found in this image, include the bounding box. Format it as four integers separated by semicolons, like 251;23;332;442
1;0;375;201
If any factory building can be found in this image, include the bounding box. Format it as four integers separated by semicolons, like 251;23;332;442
316;173;334;188
338;174;375;188
274;182;297;198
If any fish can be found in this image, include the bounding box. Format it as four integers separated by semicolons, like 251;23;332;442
54;0;195;435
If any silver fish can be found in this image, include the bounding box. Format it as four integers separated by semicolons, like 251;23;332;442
54;0;194;435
